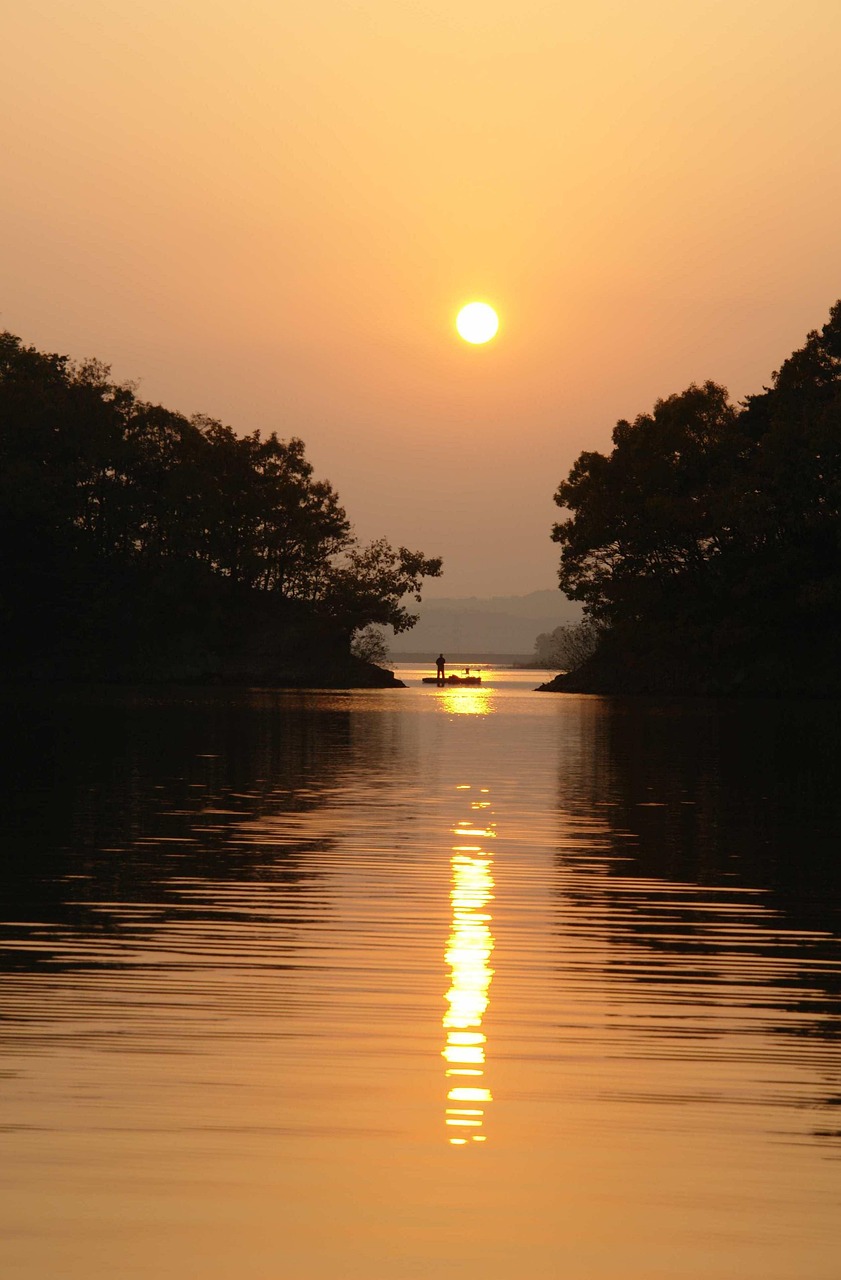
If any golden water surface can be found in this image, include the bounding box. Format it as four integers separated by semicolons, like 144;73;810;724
1;669;839;1279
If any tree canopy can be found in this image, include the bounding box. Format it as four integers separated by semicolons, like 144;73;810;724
0;331;441;679
550;302;841;693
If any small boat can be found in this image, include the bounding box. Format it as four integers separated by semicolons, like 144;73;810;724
422;674;482;686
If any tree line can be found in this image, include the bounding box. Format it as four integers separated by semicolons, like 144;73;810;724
550;302;841;693
0;332;440;680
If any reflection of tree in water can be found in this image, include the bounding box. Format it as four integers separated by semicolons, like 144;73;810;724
0;689;409;976
552;698;841;1133
558;699;841;927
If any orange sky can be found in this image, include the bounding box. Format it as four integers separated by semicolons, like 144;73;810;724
3;1;841;595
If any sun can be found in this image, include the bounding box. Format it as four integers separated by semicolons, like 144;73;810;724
456;302;499;345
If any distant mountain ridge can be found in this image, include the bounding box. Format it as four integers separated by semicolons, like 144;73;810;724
390;590;581;655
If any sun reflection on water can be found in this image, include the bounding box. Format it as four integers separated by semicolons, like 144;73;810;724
439;687;493;717
443;795;496;1145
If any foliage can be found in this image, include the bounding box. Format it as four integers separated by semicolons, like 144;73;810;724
533;620;601;671
319;539;442;635
350;625;390;664
550;302;841;691
0;331;441;678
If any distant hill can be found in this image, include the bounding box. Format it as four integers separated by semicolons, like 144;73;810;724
390;590;581;655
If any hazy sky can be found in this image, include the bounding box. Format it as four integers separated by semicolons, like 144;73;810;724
4;1;841;596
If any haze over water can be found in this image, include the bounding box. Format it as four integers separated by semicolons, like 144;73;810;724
1;670;840;1278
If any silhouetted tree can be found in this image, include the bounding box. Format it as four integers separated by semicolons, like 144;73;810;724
317;539;443;636
550;302;841;693
533;620;601;670
350;625;390;664
0;331;441;680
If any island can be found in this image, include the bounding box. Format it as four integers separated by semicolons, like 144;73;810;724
539;301;841;697
0;332;441;687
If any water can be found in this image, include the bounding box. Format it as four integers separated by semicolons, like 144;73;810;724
1;667;840;1279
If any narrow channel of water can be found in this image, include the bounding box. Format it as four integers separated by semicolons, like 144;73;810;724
1;671;839;1278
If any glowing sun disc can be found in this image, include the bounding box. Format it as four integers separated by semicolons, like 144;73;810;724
457;302;499;344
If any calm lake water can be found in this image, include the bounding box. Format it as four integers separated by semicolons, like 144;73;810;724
1;667;840;1279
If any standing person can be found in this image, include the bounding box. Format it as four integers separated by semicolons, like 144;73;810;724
436;653;446;685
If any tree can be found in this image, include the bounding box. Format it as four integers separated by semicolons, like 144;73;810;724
317;539;443;636
552;381;744;623
533;620;601;670
549;302;841;692
0;330;442;678
350;625;390;664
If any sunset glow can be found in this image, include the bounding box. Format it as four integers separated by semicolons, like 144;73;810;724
4;2;841;594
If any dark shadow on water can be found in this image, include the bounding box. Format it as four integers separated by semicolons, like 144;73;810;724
553;697;841;1138
557;697;841;931
0;686;405;974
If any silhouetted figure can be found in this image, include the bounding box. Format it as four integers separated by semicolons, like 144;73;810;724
436;653;446;685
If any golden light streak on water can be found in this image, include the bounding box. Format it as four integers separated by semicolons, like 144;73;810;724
443;788;495;1145
439;687;493;716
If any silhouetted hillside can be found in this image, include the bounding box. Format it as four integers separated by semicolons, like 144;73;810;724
389;590;580;654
